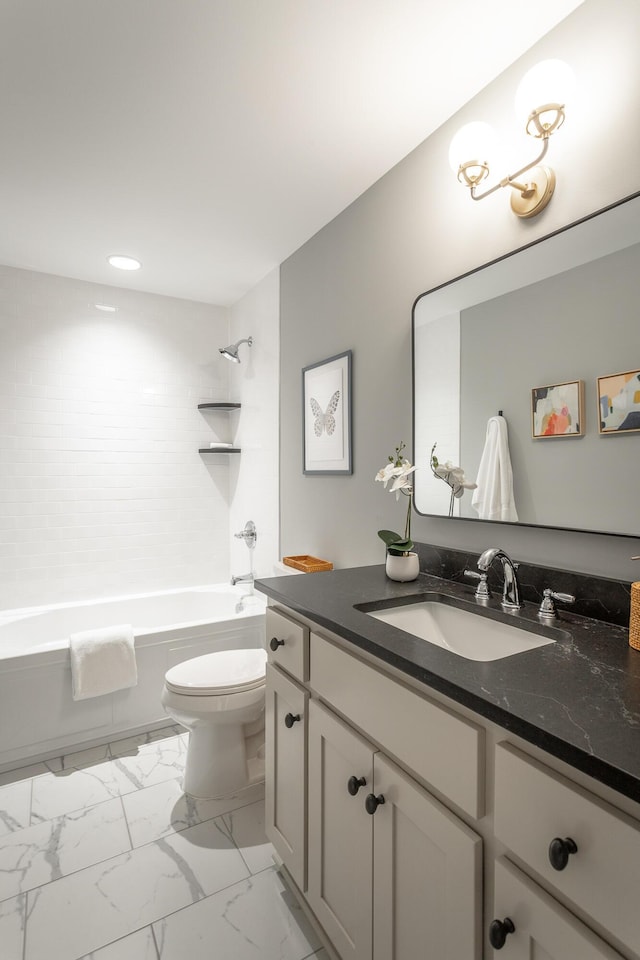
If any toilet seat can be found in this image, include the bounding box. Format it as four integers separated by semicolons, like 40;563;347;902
165;648;267;697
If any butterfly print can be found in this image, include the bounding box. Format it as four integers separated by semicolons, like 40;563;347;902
310;390;340;437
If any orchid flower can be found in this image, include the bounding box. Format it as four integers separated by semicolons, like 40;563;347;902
375;442;416;555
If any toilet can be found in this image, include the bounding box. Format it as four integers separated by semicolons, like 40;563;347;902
161;647;267;799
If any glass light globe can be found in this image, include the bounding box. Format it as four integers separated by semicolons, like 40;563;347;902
448;121;496;182
515;59;576;125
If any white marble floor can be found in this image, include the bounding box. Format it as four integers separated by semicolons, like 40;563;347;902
0;726;326;960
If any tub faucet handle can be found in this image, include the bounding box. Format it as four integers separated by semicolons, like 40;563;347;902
234;520;257;548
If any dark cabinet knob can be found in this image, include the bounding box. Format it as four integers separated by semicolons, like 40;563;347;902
365;793;385;814
270;636;285;651
548;837;578;871
489;917;515;949
284;712;301;728
347;775;366;796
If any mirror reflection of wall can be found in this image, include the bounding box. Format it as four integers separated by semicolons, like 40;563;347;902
413;193;640;538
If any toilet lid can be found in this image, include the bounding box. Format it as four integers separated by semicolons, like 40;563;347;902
165;648;267;696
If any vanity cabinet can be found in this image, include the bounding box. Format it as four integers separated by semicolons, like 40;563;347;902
264;607;310;892
308;699;481;960
491;857;624;959
264;601;639;960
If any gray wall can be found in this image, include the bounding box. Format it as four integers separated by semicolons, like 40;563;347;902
280;0;640;581
459;243;640;533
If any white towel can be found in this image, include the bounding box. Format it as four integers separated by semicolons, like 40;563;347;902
69;624;138;701
471;416;519;522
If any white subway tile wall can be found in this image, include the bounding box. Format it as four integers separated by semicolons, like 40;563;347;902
0;265;233;608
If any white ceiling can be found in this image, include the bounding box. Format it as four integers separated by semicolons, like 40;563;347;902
0;0;583;306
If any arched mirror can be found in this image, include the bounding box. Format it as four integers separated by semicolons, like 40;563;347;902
412;192;640;537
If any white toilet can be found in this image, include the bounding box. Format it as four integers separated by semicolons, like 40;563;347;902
161;647;267;799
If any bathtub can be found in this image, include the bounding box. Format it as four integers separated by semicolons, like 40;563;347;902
0;584;266;771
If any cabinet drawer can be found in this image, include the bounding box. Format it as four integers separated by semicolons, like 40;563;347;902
266;606;309;683
492;857;623;959
495;742;640;952
310;633;484;819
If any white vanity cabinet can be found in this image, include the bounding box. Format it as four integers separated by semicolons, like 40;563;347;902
491;857;624;959
307;699;482;960
264;607;310;891
264;601;640;960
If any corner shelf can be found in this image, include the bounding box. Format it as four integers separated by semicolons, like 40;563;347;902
198;403;241;411
199;448;241;454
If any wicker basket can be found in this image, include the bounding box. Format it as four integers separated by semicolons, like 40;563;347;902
630;582;640;651
282;555;333;573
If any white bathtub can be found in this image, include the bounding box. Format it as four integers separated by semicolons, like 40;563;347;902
0;585;266;771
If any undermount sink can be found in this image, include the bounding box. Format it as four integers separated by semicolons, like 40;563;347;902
358;594;565;662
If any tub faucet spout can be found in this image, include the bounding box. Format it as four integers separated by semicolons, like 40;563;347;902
477;547;522;610
231;572;254;586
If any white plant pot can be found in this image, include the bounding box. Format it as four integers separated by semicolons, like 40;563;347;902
385;552;420;582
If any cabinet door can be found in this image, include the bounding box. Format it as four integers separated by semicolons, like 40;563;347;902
265;663;308;891
308;700;375;960
372;753;482;960
490;858;624;959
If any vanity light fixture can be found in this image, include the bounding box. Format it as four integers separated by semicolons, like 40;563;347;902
449;59;575;219
107;254;141;270
219;336;253;363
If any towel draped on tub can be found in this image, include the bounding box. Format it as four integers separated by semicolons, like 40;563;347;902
69;624;138;701
471;415;519;522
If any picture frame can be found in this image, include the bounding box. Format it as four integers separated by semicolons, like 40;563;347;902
531;380;584;439
597;369;640;434
302;350;352;475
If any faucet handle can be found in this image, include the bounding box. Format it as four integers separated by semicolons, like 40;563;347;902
539;588;576;621
464;569;491;600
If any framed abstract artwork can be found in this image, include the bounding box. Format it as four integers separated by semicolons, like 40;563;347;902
302;350;352;475
531;380;584;438
597;369;640;434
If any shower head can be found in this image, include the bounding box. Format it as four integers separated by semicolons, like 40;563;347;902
219;336;253;363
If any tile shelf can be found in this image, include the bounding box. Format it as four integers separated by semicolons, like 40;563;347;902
198;403;241;454
199;448;241;454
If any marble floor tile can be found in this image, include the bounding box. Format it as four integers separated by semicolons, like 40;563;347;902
123;776;265;848
0;797;131;901
78;925;159;960
0;892;26;960
222;799;275;875
108;727;184;759
107;734;188;793
30;761;134;824
153;867;321;960
0;778;31;838
24;816;249;960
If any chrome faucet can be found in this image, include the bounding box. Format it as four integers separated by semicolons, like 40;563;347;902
477;547;523;610
231;571;254;586
231;520;256;586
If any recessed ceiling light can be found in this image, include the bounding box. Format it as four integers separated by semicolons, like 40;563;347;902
94;303;118;312
107;254;141;271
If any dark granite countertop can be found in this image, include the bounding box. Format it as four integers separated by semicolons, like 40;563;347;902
255;565;640;805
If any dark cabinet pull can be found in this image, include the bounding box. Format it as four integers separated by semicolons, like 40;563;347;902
365;793;385;814
347;775;366;796
548;837;578;871
489;917;515;949
284;712;301;728
270;636;285;651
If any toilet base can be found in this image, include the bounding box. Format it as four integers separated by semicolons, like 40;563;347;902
182;721;263;800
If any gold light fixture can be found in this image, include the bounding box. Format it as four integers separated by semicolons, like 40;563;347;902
449;60;575;219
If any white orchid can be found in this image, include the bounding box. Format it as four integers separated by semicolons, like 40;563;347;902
430;443;477;515
375;442;416;555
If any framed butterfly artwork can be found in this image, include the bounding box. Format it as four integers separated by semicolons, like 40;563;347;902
302;350;352;475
